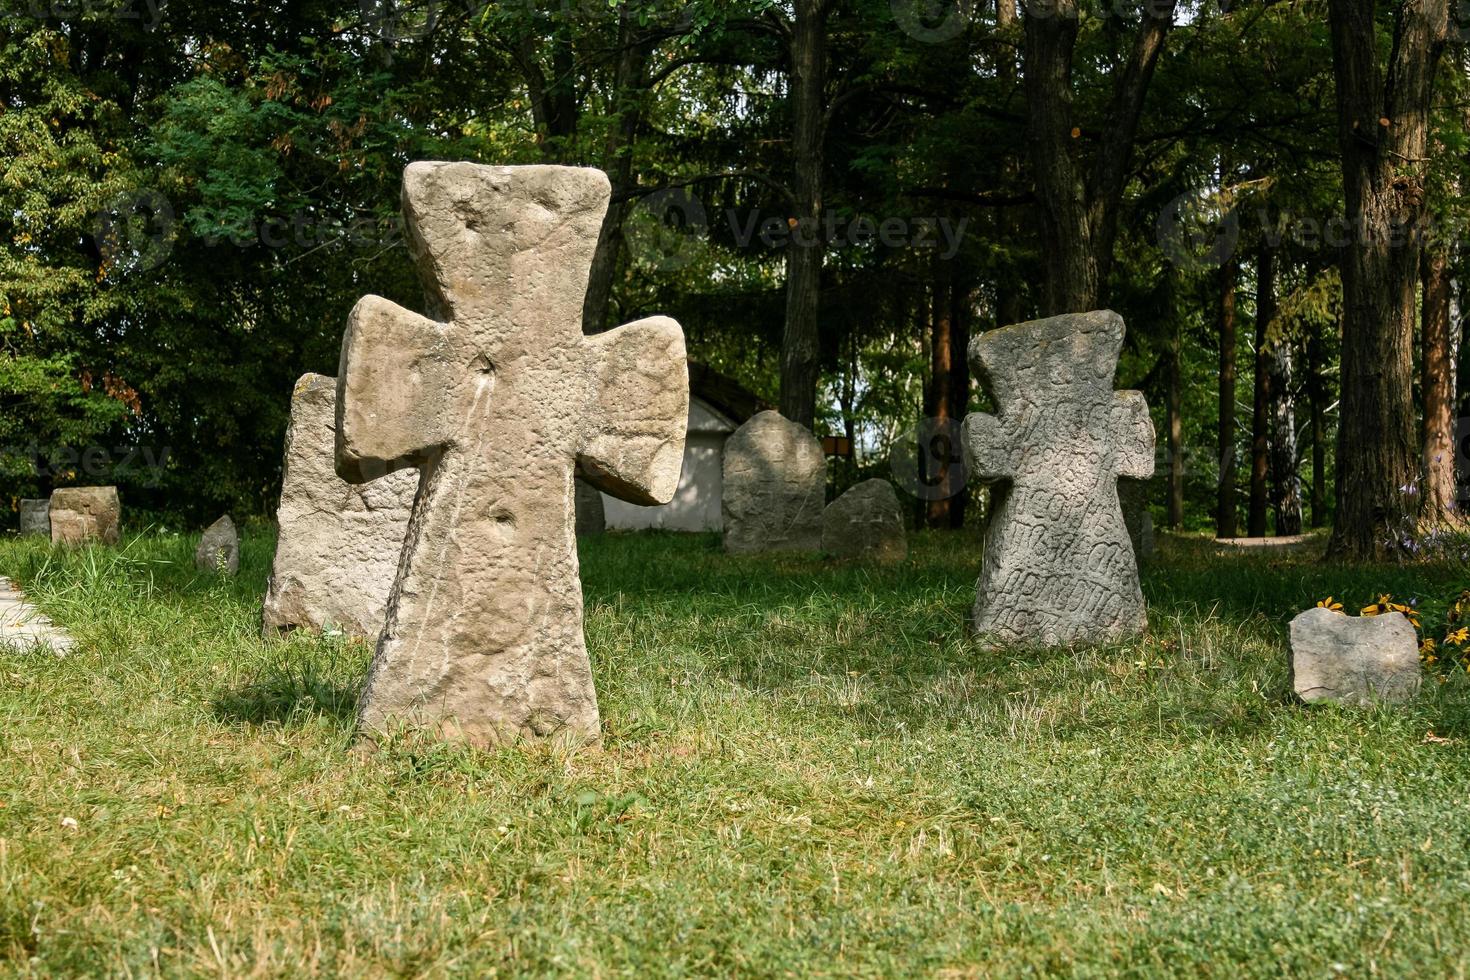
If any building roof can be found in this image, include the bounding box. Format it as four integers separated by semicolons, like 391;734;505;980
687;361;769;427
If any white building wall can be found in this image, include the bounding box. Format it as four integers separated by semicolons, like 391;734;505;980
603;397;736;532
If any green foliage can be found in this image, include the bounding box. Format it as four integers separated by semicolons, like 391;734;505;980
0;0;1460;531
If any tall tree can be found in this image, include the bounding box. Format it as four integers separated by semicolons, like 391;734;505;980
772;0;834;429
1167;313;1185;529
1216;257;1239;538
1248;246;1274;537
1420;245;1458;523
1023;0;1178;314
1325;0;1449;559
1267;325;1303;535
1305;323;1331;528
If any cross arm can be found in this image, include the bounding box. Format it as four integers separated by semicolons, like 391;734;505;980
577;316;689;506
336;295;454;484
962;411;1018;485
1112;390;1156;480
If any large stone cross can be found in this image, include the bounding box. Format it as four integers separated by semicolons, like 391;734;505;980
962;310;1155;647
336;162;689;746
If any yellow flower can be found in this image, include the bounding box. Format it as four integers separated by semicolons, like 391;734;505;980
1387;602;1421;628
1317;597;1344;613
1450;592;1470;624
1445;628;1470;647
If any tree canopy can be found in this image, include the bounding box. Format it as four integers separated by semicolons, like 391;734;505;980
1;0;1465;548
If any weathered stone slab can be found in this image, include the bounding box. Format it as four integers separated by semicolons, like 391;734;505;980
196;515;240;575
19;499;49;537
336;162;688;746
722;410;825;554
823;479;907;563
49;487;121;546
575;478;606;536
1289;607;1421;705
262;373;416;639
963;310;1155;647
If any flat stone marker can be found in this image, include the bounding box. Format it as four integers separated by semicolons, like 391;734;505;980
823;479;907;563
19;499;49;537
336;162;689;746
262;374;416;639
963;310;1155;646
0;577;74;653
49;487;121;546
722;410;825;554
1289;607;1420;705
196;515;240;575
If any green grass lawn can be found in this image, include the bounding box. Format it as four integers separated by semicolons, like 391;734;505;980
1;527;1469;976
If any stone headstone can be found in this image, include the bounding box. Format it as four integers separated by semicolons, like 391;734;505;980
336;162;689;746
262;374;416;639
575;478;605;536
18;499;49;537
823;479;907;563
1289;607;1421;705
963;310;1155;647
722;410;825;554
49;487;121;546
196;515;240;575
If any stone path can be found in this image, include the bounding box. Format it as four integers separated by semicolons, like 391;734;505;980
1215;535;1316;550
0;577;74;654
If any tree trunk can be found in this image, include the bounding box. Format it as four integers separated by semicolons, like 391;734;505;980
1167;319;1184;529
949;266;973;529
842;329;858;489
582;15;653;334
1268;329;1303;535
1326;0;1448;560
1216;258;1239;538
1306;325;1329;528
1421;246;1458;523
994;0;1025;329
1248;246;1273;537
779;0;828;429
1023;0;1176;315
516;34;581;162
925;273;955;529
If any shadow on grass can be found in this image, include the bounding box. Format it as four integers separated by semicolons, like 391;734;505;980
213;653;362;727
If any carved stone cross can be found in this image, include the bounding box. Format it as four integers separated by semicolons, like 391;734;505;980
336;163;689;746
962;310;1155;647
